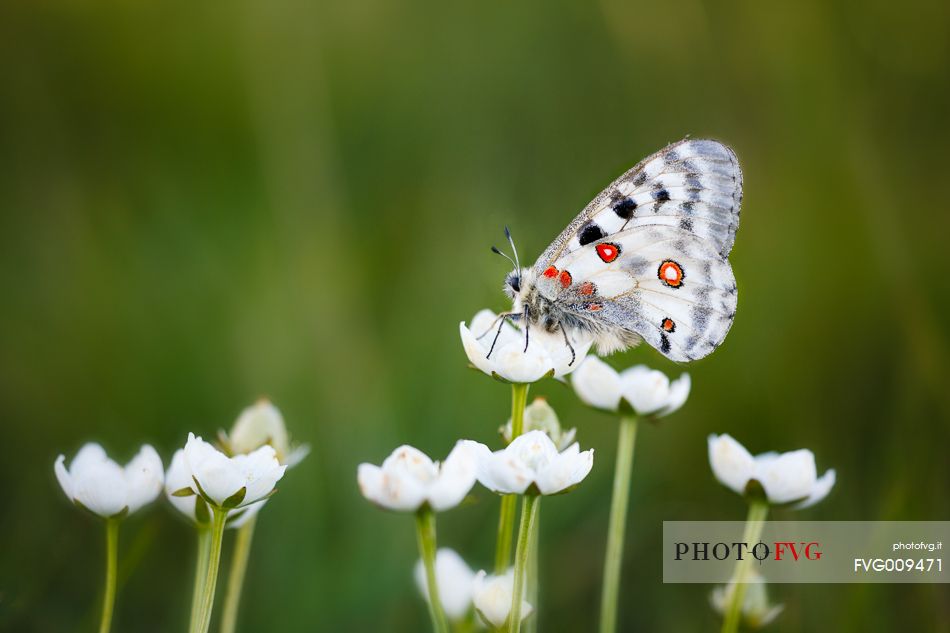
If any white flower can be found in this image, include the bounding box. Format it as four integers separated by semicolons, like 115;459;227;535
478;430;593;495
708;434;836;507
166;448;267;528
571;357;690;417
472;569;533;628
414;548;475;621
181;433;286;509
460;309;592;383
165;449;208;524
571;356;623;411
500;397;576;451
710;569;784;628
357;440;489;512
55;443;163;518
222;399;310;467
621;365;690;416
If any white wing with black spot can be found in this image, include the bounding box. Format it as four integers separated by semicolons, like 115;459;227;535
553;217;738;361
534;138;742;271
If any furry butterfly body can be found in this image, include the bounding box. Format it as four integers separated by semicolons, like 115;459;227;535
501;138;742;363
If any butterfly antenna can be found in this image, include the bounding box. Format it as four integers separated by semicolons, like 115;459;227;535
490;245;518;269
504;226;521;271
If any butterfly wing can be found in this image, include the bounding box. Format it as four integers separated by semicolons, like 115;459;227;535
553;225;737;361
534;138;742;268
536;139;741;362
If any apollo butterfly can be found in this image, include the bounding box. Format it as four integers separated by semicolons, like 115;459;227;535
491;138;741;363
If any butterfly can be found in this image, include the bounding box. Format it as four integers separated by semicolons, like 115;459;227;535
489;138;742;364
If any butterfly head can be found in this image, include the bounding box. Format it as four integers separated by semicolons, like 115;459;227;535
494;227;531;302
504;270;521;294
503;267;535;302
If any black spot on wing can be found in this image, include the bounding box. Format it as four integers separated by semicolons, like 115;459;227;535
579;222;606;246
633;172;647;187
612;197;637;219
653;189;671;202
659;332;671;354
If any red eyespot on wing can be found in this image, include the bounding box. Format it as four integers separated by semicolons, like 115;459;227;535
658;259;685;288
579;281;596;296
661;317;676;333
586;302;603;311
595;243;621;263
542;265;558;278
559;270;572;288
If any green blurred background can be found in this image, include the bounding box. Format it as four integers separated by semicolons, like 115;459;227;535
1;0;948;631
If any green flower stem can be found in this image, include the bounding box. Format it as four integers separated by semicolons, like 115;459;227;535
220;514;258;633
188;527;212;633
416;507;449;633
494;382;529;573
721;500;770;633
508;493;539;633
98;518;119;633
598;415;638;633
525;503;539;633
508;382;529;440
494;495;516;574
195;507;228;633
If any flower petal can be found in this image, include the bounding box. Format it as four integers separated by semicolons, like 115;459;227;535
548;331;593;378
73;459;128;517
427;441;488;511
656;373;690;417
229;399;290;457
754;449;817;504
414;548;475;621
479;431;590;496
478;452;533;495
184;433;244;506
471;569;532;628
165;449;198;523
506;430;559;471
70;443;110;473
54;455;74;501
795;468;836;509
235;445;286;506
284;444;311;468
357;462;426;511
708;434;755;496
460;320;499;377
620;365;672;415
357;463;386;505
571;356;622;411
123;444;163;514
60;444;128;517
536;446;594;495
492;338;553;384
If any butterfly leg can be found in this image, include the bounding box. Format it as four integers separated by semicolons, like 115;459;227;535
522;304;530;353
559;322;576;366
476;312;518;341
485;312;522;359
